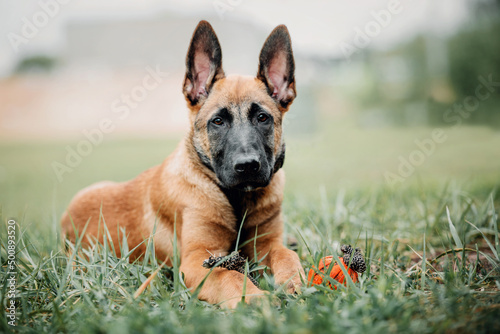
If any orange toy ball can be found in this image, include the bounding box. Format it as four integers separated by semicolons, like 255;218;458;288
308;256;359;289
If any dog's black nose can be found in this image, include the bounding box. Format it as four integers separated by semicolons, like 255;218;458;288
234;158;261;174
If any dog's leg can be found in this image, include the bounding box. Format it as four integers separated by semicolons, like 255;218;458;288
179;214;265;308
243;212;304;294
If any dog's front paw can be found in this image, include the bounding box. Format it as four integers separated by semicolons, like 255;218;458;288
285;279;302;295
275;273;303;294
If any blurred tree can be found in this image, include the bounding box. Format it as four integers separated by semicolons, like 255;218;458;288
15;55;57;74
448;25;500;97
354;0;500;127
447;0;500;125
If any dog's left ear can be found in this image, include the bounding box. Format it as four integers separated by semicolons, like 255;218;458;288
183;20;225;107
257;25;296;111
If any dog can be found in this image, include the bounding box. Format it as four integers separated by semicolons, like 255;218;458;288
61;20;304;308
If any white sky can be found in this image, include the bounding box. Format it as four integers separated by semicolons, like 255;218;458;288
0;0;469;77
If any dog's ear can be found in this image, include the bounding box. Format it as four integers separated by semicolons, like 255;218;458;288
183;21;225;107
257;25;296;111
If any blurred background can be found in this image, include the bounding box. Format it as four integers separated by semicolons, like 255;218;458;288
0;0;499;224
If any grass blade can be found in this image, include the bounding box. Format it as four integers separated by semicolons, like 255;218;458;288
446;206;463;248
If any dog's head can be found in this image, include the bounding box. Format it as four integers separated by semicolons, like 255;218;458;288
183;21;296;192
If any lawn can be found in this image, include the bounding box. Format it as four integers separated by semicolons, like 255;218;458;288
1;123;500;333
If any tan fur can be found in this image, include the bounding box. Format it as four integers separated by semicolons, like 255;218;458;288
62;33;304;309
191;75;285;160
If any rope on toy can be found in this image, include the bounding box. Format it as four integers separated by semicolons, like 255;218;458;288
308;244;367;289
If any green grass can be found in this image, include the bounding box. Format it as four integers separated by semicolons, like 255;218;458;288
1;124;500;333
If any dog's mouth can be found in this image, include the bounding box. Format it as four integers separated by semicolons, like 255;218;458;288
218;174;271;192
233;180;270;192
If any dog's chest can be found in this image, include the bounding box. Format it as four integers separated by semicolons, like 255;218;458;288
221;188;261;226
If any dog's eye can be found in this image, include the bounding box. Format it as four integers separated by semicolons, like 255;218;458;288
257;113;268;122
212;117;224;126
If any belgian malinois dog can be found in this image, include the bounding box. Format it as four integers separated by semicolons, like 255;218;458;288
61;20;304;308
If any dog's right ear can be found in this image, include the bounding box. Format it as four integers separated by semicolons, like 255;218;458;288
183;21;225;108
